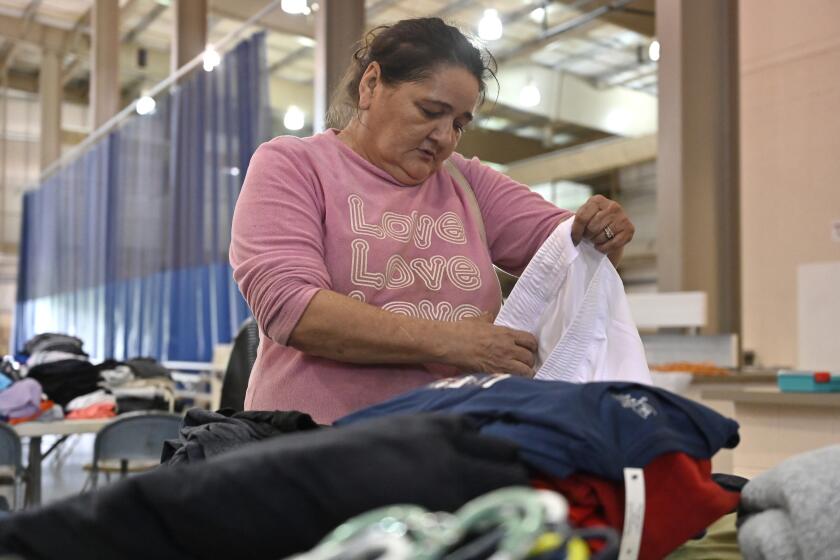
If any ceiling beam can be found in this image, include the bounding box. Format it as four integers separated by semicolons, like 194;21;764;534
3;68;88;103
209;0;314;38
457;128;558;164
122;2;167;44
505;133;656;185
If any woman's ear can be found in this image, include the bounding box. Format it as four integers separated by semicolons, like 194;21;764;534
357;61;381;111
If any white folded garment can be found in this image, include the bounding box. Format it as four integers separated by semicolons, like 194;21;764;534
66;389;117;411
495;217;651;384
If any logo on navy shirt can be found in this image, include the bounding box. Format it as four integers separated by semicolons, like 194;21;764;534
612;393;658;419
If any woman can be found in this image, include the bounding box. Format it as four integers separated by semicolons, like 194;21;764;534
230;18;635;424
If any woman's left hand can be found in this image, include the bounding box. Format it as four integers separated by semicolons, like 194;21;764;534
570;195;635;262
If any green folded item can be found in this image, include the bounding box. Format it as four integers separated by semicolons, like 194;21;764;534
666;513;741;560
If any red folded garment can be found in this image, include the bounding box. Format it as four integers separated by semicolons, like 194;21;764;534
533;452;740;560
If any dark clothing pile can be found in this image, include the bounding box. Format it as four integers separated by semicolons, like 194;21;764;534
0;415;529;560
25;360;99;409
161;408;321;465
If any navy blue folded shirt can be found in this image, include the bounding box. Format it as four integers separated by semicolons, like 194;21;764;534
337;374;740;480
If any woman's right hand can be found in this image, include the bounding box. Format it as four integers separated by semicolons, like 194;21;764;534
440;314;538;377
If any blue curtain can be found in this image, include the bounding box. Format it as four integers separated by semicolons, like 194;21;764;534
14;32;269;362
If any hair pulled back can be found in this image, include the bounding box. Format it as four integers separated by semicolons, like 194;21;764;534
326;17;497;128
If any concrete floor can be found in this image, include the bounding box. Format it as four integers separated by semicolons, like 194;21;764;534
1;434;98;510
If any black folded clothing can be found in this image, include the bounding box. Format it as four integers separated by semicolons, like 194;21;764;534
25;359;99;407
161;408;321;465
116;396;170;414
125;357;171;380
0;415;530;560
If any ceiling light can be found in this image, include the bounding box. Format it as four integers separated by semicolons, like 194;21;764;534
296;36;316;48
284;106;305;131
519;81;541;108
648;39;660;62
605;108;630;133
478;9;503;41
135;95;156;116
529;7;545;24
202;45;221;72
281;0;308;14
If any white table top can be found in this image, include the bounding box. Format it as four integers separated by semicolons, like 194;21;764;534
13;418;114;437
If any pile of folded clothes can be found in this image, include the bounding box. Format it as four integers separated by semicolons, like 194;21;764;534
0;375;742;560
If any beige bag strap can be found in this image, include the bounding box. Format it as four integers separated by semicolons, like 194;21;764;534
444;159;515;300
444;159;487;246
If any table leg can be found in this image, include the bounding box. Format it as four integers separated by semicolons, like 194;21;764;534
24;436;42;507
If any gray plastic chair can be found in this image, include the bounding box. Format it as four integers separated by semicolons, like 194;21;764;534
89;411;182;489
0;423;24;510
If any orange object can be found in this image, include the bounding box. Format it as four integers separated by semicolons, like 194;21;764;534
66;403;116;420
651;362;732;376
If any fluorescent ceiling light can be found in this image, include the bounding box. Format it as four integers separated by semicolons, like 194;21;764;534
202;45;221;72
284;106;305;131
519;81;541;108
281;0;308;15
135;95;156;116
478;9;503;41
648;40;660;62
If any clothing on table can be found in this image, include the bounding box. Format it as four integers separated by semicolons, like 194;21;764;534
6;398;55;425
116;396;170;414
495;217;651;384
22;333;84;357
25;350;88;368
0;378;42;419
124;358;171;380
25;359;99;408
65;390;116;411
338;374;740;480
737;444;840;560
535;452;740;560
0;415;530;560
96;361;134;388
66;403;116;420
109;377;175;411
230;129;571;423
34;403;63;423
161;408;321;465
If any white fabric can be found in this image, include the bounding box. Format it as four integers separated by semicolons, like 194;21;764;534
66;390;116;411
26;351;87;367
496;217;651;384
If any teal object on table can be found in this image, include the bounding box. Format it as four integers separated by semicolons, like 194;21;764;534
778;370;840;392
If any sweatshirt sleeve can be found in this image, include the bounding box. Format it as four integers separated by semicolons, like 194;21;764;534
451;154;572;276
229;138;332;345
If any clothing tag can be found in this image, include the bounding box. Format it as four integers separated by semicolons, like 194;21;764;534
618;467;645;560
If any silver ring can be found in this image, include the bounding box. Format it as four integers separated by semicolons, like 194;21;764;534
604;225;615;240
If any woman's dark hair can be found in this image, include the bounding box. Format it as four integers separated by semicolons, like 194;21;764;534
326;17;497;128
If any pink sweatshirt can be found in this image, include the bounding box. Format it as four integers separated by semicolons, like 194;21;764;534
230;130;570;423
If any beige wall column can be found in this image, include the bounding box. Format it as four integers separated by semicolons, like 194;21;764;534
739;0;840;367
172;0;207;75
39;48;61;170
91;0;120;129
655;0;740;337
313;0;365;132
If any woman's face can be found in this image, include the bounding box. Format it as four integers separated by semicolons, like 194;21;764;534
354;63;480;185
